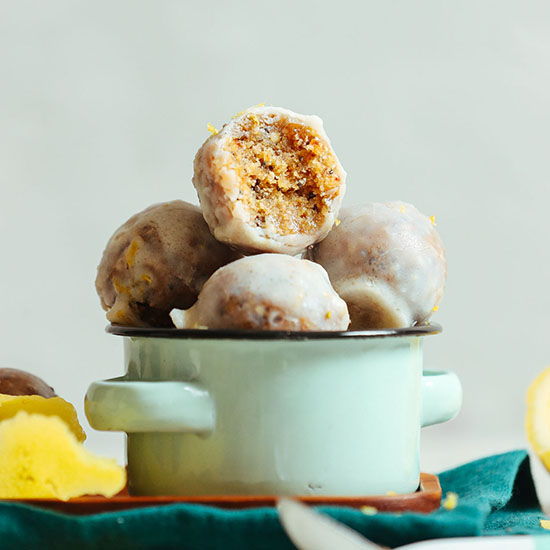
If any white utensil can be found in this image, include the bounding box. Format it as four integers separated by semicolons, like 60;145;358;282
277;498;546;550
277;497;379;550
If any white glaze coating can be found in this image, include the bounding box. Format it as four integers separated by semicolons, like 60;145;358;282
305;202;446;329
193;106;346;255
170;254;350;331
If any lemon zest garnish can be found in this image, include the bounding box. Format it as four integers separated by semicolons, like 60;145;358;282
540;519;550;530
141;274;152;284
325;311;332;319
386;490;396;496
207;123;218;135
360;506;378;516
442;492;458;510
112;277;130;296
400;206;405;213
334;218;341;227
432;305;439;312
430;215;436;226
232;103;265;119
124;239;140;268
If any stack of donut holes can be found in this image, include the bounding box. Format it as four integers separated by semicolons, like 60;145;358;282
96;106;446;332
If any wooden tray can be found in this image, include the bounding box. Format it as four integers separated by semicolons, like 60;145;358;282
10;473;441;515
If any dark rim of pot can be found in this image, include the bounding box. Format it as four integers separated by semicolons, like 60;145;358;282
106;323;442;340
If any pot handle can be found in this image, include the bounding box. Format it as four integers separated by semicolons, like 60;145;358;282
421;370;462;428
85;377;215;434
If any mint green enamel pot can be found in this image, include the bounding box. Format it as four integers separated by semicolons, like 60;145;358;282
85;324;461;496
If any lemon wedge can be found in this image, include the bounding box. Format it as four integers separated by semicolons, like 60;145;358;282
0;411;125;500
526;367;550;471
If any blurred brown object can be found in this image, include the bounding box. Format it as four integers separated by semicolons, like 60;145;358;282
0;368;56;398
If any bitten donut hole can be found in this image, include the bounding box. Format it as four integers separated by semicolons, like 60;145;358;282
227;112;341;236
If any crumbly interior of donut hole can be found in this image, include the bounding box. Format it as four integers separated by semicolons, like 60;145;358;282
227;112;341;235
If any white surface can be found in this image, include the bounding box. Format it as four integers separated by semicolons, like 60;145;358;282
0;0;549;481
399;537;539;549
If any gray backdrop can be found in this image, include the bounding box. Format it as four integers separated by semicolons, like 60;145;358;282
1;1;549;479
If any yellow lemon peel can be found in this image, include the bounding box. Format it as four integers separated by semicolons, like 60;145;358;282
207;123;219;135
526;367;550;472
0;394;86;442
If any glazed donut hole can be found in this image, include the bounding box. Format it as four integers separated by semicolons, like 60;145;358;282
305;202;446;330
95;201;241;328
170;254;350;332
193;106;346;255
0;368;56;398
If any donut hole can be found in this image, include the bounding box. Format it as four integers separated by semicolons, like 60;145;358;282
227;112;341;236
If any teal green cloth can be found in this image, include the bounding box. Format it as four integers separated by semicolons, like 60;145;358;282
0;450;548;549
